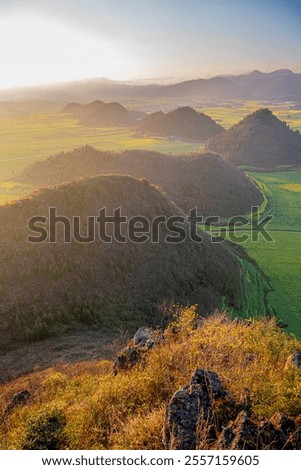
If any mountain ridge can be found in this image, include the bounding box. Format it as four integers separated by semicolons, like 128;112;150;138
1;69;300;102
16;146;263;217
207;108;301;167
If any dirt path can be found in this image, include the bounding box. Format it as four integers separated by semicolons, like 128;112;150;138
0;329;122;384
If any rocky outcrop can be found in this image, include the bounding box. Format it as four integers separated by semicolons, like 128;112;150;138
163;369;301;450
218;411;298;450
132;327;157;349
217;411;258;450
163;369;226;450
113;327;161;374
5;390;30;416
270;412;295;434
285;351;301;370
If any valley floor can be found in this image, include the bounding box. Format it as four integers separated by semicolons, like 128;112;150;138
0;329;119;384
235;170;301;333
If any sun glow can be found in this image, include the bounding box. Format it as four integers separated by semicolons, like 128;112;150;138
0;14;137;89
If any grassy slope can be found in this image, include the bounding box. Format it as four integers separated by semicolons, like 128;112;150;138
1;308;301;450
233;257;271;319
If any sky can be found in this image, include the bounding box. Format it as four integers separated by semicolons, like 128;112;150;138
0;0;300;89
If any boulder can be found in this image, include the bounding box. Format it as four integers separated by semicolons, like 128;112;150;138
286;351;301;370
270;412;295;435
113;327;160;374
217;411;258;450
5;390;30;416
163;369;226;450
218;411;296;450
257;419;287;450
133;327;156;349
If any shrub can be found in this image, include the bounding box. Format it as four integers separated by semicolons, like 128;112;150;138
21;408;66;450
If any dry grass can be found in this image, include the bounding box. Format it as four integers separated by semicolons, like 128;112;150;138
1;307;301;449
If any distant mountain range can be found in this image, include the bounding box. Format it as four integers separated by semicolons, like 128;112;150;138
1;69;300;102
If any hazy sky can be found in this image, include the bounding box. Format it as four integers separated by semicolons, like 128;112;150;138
0;0;300;89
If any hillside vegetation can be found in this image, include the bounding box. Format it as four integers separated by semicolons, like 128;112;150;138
17;146;262;217
0;174;247;350
207;109;301;168
1;308;301;450
61;100;142;127
137;107;224;140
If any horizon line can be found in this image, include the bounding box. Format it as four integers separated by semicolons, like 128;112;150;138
0;67;300;94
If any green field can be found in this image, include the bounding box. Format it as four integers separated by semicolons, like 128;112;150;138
199;170;301;333
0;102;203;182
242;171;301;333
223;171;301;334
0;101;205;204
200;100;301;131
244;230;301;333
